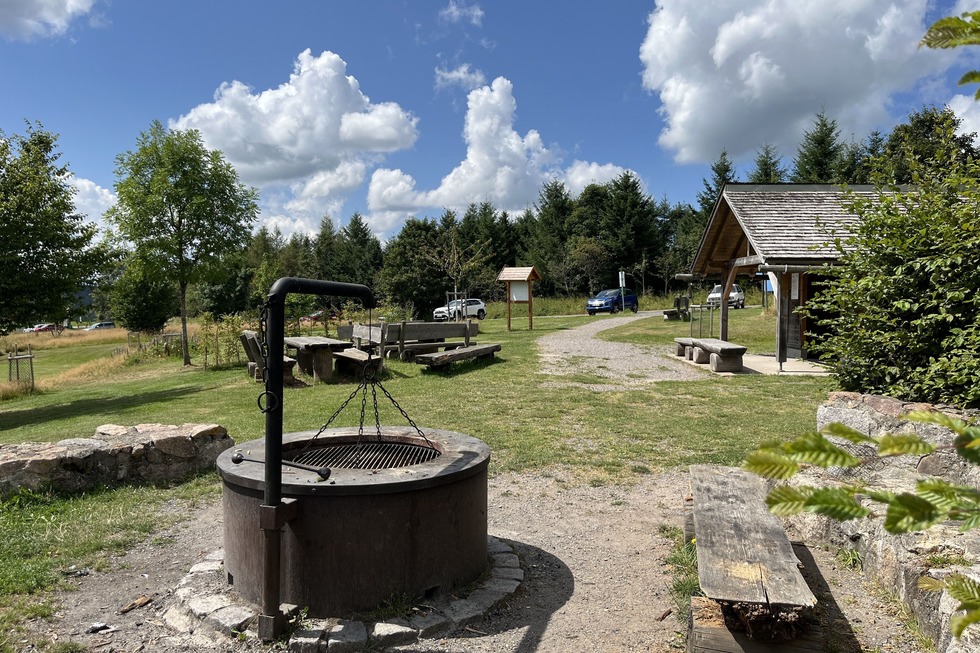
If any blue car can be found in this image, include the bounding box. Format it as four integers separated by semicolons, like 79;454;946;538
586;288;639;315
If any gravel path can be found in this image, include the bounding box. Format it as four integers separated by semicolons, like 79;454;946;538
537;313;706;390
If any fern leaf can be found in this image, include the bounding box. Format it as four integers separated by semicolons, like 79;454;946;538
917;478;964;511
946;573;980;603
743;450;799;480
957;509;980;532
804;487;870;521
906;410;967;432
883;493;945;533
820;422;874;444
951;609;980;639
766;485;813;516
918;575;947;592
783;432;862;468
877;433;934;457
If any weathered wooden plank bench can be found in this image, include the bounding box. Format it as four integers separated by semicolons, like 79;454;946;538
414;343;501;369
692;338;747;372
395;320;479;361
240;330;297;383
332;324;387;376
688;464;817;647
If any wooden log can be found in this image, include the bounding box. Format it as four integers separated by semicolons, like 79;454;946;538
414;344;501;368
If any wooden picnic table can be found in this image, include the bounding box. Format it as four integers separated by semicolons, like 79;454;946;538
283;336;352;382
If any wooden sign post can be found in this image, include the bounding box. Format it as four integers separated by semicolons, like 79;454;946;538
497;266;541;331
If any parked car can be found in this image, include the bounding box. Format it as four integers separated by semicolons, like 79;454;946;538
32;323;56;332
84;321;116;331
586;288;639;315
706;283;745;308
433;299;486;321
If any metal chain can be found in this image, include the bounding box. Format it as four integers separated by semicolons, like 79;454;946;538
295;304;435;452
256;300;276;410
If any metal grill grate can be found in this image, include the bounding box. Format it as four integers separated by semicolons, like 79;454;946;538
290;442;441;470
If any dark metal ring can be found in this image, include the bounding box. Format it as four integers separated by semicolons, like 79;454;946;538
257;390;279;414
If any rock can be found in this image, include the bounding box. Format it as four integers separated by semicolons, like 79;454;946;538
327;620;366;652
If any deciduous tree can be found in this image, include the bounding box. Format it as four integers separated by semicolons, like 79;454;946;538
108;121;258;365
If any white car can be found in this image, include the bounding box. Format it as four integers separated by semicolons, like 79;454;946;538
433;299;486;321
707;284;746;309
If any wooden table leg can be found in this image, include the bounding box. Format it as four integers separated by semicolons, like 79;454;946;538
293;349;314;376
311;349;333;382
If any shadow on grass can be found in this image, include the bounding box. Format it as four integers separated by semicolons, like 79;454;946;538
0;386;209;432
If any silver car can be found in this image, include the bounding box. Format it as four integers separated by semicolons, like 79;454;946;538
706;284;745;309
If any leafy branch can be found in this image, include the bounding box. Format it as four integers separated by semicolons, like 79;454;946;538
745;411;980;636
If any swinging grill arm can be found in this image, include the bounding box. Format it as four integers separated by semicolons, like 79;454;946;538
260;277;376;640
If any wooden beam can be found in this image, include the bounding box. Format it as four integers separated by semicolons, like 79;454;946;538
733;254;764;268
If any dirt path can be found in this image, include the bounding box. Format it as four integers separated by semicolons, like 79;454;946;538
18;317;924;653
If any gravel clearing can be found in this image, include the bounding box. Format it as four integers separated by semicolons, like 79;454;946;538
537;313;706;391
17;315;925;653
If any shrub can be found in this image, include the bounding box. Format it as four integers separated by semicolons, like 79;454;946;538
805;119;980;408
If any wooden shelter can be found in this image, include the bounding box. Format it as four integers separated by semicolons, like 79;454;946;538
497;266;541;331
689;183;877;363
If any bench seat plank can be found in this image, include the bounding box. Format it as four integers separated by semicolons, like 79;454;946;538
690;464;816;608
692;338;747;356
414;343;500;367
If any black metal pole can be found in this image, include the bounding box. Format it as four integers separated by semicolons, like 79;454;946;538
259;277;375;640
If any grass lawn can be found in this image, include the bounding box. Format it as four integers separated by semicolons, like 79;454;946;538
0;312;832;651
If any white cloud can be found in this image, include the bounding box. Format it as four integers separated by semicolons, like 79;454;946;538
365;76;628;234
949;94;980;138
439;1;484;27
0;0;95;40
435;64;487;92
70;176;115;236
639;0;956;164
564;161;627;196
170;49;418;234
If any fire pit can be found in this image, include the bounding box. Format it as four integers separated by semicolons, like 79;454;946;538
217;426;490;616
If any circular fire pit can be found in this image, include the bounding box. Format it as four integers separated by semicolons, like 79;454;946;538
217;426;490;616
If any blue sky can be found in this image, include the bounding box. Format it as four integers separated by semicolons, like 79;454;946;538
2;0;978;240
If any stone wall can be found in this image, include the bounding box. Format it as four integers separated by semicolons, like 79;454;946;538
0;423;234;498
786;392;980;653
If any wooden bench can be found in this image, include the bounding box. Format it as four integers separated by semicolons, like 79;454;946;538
688;465;818;647
673;337;695;358
240;330;297;384
691;338;747;372
664;296;691;321
330;324;388;377
414;343;501;369
394;320;479;361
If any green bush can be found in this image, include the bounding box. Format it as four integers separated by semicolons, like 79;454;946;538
804;120;980;408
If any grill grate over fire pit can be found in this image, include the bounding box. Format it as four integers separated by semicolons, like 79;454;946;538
290;441;440;469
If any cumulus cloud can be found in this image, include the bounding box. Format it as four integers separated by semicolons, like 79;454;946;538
365;77;627;232
639;0;956;164
70;176;115;235
564;161;627;196
949;94;980;138
435;63;487;92
439;1;484;27
170;49;418;234
0;0;95;40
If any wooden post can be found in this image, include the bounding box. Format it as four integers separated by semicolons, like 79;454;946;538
528;286;533;330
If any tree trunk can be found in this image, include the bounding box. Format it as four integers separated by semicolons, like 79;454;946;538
179;281;191;366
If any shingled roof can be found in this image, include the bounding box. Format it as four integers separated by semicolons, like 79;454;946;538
690;184;878;277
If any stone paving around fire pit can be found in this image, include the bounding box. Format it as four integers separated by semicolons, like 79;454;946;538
163;536;523;651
